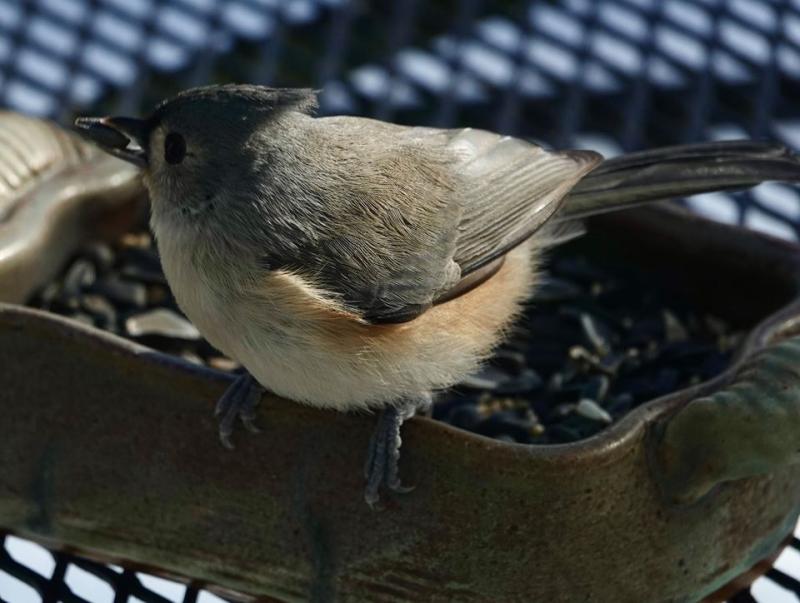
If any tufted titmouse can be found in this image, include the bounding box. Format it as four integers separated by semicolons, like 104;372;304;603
75;84;800;506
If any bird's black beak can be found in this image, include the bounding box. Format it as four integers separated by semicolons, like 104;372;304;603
73;116;149;168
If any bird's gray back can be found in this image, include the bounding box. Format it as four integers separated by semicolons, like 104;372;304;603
240;113;464;322
231;111;600;323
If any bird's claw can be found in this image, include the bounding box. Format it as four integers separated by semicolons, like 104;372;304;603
214;371;264;449
363;394;430;508
387;480;415;494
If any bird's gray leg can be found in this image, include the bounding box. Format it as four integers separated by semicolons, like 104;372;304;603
364;393;431;508
214;371;264;450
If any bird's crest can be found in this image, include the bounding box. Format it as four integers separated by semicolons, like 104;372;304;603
152;84;318;122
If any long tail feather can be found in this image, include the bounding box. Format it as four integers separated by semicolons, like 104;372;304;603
561;141;800;219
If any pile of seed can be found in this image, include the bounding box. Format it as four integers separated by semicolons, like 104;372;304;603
29;232;239;373
28;232;741;444
435;255;742;443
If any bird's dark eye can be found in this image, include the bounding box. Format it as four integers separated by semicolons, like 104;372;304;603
164;132;186;165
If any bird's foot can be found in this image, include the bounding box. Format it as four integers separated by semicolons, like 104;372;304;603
214;371;265;449
363;394;431;509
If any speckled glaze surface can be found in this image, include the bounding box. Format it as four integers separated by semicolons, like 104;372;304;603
1;118;800;601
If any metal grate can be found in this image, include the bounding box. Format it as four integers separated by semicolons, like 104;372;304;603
0;0;797;238
1;0;800;601
5;528;800;602
732;536;800;603
1;533;229;603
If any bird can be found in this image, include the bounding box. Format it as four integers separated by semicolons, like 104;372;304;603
74;84;800;507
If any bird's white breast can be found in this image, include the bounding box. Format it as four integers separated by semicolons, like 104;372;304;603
151;217;386;410
152;216;536;412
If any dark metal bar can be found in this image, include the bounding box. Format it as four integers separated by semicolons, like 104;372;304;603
557;0;599;146
0;540;49;598
182;585;200;603
55;0;101;122
373;0;419;121
253;5;286;86
184;2;225;89
113;569;140;603
315;0;356;88
113;0;163;114
434;0;481;128
620;0;665;151
765;567;800;593
40;553;71;603
127;574;177;603
684;0;722;142
494;0;537;135
751;0;786;138
0;0;34;112
728;588;759;603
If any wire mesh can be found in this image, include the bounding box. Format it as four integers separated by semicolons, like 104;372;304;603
1;533;226;603
1;0;799;601
6;529;800;602
0;0;797;238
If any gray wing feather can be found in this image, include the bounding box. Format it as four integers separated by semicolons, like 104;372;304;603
561;141;800;219
295;118;601;324
288;117;462;324
285;116;799;325
442;128;602;274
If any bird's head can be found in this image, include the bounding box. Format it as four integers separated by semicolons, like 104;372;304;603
74;84;317;219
